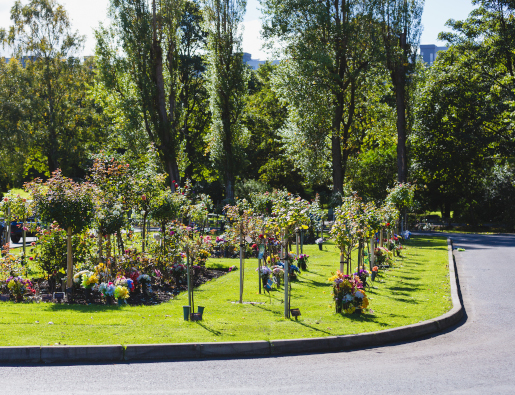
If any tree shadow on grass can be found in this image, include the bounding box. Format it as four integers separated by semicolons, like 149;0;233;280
300;278;331;288
47;304;124;313
390;297;418;304
386;285;421;292
291;320;331;335
195;321;222;336
249;302;283;317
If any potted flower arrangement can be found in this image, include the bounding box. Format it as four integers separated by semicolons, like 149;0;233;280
137;273;152;295
115;276;134;293
371;266;378;281
256;266;272;287
297;254;309;271
316;237;324;251
272;265;284;287
6;276;34;302
329;271;369;314
355;268;370;288
170;263;187;285
114;285;129;305
98;282;116;304
374;246;392;267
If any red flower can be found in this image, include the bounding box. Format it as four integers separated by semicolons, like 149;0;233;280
141;195;147;200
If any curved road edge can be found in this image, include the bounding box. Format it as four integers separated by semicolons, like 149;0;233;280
0;238;463;364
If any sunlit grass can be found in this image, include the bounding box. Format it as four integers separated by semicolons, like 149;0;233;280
0;236;451;346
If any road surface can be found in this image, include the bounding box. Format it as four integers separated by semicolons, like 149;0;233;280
1;233;514;394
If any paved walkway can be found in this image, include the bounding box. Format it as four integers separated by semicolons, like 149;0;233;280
1;233;514;394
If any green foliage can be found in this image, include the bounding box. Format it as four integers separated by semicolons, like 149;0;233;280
386;183;415;211
347;146;397;203
1;0;106;178
203;0;249;199
26;170;95;233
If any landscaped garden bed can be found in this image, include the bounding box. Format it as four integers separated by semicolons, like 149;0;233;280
0;237;451;346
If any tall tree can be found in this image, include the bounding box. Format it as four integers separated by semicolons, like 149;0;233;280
203;0;249;200
1;0;102;177
97;0;211;188
261;0;380;194
376;0;423;183
102;0;186;189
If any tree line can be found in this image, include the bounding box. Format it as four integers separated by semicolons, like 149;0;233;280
1;0;514;227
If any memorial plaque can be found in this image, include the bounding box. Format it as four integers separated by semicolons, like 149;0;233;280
290;308;301;319
53;292;65;302
40;294;53;302
190;313;203;321
0;294;10;302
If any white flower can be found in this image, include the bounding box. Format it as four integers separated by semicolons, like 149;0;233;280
140;210;145;216
344;294;353;302
355;290;364;299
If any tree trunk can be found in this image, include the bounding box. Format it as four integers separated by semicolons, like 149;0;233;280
142;212;148;252
66;227;73;289
394;32;408;184
394;66;407;183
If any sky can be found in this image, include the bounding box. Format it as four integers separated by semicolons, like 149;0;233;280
0;0;476;60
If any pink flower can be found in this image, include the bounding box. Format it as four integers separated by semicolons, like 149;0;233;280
31;242;36;246
29;257;33;261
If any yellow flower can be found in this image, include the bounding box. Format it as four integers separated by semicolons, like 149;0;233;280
344;306;356;314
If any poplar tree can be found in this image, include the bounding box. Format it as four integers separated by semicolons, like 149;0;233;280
376;0;423;183
203;0;249;200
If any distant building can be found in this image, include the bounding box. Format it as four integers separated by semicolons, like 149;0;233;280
243;52;279;70
419;45;448;66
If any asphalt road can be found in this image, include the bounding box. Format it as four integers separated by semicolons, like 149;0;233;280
1;233;515;394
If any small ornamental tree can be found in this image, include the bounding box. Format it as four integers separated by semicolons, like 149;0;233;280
131;149;167;252
386;183;415;232
0;191;33;248
268;191;310;317
26;170;95;289
331;194;362;274
224;198;265;303
89;153;133;256
5;191;33;260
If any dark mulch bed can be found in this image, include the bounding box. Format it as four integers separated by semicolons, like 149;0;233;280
32;269;228;306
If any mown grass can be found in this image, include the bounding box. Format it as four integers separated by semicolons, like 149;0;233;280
0;236;451;346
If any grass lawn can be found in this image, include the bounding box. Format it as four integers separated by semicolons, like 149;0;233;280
0;236;452;346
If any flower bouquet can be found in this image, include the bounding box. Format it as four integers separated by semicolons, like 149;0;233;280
115;276;134;292
272;265;284;287
316;237;324;250
297;254;309;271
6;276;34;302
256;266;272;287
329;271;369;314
98;282;116;304
114;285;129;305
170;263;187;285
371;266;378;281
374;246;393;267
137;274;152;295
355;268;370;288
80;271;99;289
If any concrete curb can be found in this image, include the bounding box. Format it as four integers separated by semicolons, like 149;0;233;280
2;238;463;364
